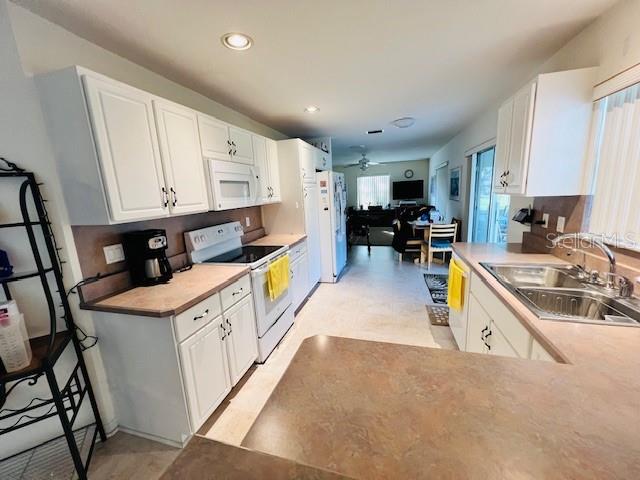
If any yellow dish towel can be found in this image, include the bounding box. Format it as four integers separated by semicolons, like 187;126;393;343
267;255;290;301
447;259;465;311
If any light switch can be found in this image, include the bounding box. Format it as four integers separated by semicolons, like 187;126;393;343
245;216;251;227
103;244;125;264
556;216;566;233
542;213;549;229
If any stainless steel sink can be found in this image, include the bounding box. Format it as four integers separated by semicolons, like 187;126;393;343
483;263;585;289
480;262;640;327
517;288;640;326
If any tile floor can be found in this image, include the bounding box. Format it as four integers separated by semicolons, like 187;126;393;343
202;246;457;445
90;245;457;478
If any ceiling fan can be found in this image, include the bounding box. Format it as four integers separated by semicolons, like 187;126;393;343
346;148;379;171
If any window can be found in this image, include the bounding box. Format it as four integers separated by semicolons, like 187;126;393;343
356;175;390;210
588;82;640;249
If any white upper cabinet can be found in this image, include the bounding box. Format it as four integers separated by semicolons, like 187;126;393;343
228;126;254;165
493;67;597;196
266;138;281;202
197;113;232;161
82;75;169;222
153;100;209;215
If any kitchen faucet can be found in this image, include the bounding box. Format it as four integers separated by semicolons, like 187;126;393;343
551;232;633;298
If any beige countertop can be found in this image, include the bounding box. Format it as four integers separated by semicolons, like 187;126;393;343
249;234;307;248
244;335;640;479
81;264;249;318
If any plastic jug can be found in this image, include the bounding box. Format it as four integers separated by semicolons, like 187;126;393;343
0;301;32;372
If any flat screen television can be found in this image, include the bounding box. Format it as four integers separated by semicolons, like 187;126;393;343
392;180;423;200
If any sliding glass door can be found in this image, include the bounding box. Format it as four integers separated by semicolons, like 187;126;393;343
471;148;495;242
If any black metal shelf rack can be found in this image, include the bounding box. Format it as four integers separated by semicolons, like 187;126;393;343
0;159;106;479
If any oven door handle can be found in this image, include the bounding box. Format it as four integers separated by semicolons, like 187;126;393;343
251;253;290;276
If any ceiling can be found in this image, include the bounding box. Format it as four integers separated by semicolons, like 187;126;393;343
13;0;617;165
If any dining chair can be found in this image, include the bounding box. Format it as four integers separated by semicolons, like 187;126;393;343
421;223;458;269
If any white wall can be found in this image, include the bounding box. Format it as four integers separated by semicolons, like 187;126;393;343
429;0;640;243
334;159;429;208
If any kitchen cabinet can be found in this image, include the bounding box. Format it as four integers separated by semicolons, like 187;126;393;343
224;294;259;384
314;148;332;171
253;135;281;204
300;143;316;183
493;67;597;196
466;293;491;354
530;339;555;362
92;273;257;445
228;126;254;165
153;99;209;215
82;74;169;222
179;316;232;431
197;113;232;161
289;241;309;312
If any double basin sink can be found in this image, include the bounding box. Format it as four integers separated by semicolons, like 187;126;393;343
480;263;640;327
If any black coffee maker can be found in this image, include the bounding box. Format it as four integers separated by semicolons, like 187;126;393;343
123;229;173;286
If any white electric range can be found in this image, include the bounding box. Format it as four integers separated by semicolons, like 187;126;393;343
185;222;293;362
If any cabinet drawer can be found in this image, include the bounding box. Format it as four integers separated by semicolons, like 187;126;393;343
470;273;532;357
221;274;251;310
289;241;307;262
174;293;222;343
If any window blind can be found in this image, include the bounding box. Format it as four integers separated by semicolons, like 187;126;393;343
588;82;640;249
356;175;390;210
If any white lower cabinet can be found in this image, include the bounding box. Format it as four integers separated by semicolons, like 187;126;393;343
290;253;309;312
179;316;232;430
465;272;556;362
224;295;259;384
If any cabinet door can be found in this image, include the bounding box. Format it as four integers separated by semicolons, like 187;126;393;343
154;100;209;215
466;294;489;354
506;82;536;194
229;126;254;165
303;183;322;290
197;114;231;160
224;295;258;385
300;143;316;183
487;322;520;358
179;317;231;431
290;256;305;310
252;135;270;203
82;75;168;222
266;138;282;202
493;98;513;192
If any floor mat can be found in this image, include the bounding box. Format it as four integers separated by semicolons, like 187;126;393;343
423;273;448;305
426;305;449;326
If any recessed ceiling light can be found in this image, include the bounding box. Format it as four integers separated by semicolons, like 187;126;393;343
391;117;416;128
304;106;320;113
221;33;253;51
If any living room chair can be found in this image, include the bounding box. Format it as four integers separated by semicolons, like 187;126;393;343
421;223;458;269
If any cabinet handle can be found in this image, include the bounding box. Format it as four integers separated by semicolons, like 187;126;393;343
232;287;243;296
161;187;169;208
480;326;488;340
220;322;227;340
231;141;236;147
227;140;232;146
233;148;237;155
193;308;209;321
484;341;491;350
170;187;178;207
226;317;233;335
229;148;233;155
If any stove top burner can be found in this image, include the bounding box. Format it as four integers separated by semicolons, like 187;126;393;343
203;245;282;265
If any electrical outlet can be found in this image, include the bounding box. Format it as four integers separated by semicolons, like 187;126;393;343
103;244;125;264
542;213;549;229
245;216;251;227
556;216;566;233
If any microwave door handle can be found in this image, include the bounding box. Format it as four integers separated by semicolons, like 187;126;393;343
249;167;259;203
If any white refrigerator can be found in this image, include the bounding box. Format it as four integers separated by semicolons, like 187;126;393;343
317;171;347;283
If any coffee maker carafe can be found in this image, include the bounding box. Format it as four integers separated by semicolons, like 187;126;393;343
123;229;173;286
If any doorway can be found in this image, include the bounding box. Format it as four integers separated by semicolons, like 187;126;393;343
468;147;509;244
433;163;448;218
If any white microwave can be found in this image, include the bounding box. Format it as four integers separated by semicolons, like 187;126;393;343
207;159;258;211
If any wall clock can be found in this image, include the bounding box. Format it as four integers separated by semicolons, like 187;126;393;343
404;169;414;179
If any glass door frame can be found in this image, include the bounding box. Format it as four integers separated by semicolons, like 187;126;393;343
466;143;496;242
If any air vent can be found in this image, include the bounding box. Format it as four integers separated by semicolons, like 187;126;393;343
367;129;384;135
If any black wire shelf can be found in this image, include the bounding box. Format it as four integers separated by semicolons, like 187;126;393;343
0;268;54;284
0;158;106;479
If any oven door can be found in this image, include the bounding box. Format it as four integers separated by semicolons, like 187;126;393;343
251;254;293;337
209;159;258;210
